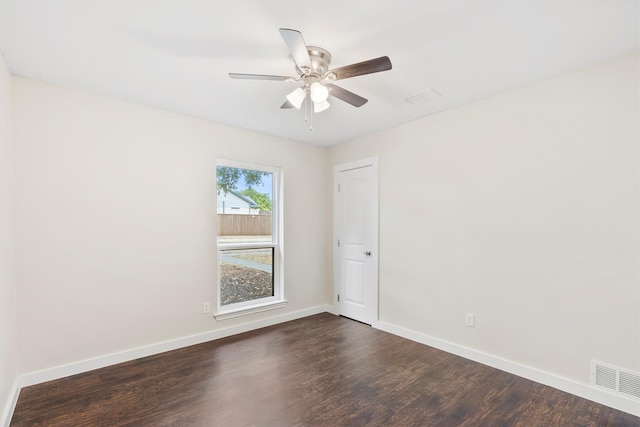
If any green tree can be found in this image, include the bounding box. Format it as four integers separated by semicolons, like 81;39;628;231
216;166;269;195
240;188;272;212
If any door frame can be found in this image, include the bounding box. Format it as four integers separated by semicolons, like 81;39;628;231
333;156;379;324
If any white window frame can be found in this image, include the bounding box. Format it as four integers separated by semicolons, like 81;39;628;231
214;158;285;320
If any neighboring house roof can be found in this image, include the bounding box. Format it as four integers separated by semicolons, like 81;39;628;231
228;191;258;208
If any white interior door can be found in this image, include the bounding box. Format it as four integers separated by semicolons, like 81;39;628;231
334;157;378;325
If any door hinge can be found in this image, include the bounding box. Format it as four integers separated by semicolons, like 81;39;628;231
337;239;340;247
337;294;340;302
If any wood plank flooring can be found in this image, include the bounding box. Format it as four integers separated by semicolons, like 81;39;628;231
11;313;639;426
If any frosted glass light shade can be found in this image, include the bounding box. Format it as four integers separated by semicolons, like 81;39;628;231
286;87;307;109
313;100;330;113
310;82;329;103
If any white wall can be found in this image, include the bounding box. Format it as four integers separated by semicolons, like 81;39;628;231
0;51;18;422
12;78;330;374
330;51;639;385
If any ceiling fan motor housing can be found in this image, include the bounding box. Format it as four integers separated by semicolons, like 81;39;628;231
301;46;332;78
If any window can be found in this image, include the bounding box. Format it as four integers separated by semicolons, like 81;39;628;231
215;159;284;319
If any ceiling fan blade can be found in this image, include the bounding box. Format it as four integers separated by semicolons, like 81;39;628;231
328;56;392;81
279;28;311;70
229;73;292;81
325;84;368;107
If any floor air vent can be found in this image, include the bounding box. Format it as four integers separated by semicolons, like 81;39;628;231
591;360;640;399
619;371;640;399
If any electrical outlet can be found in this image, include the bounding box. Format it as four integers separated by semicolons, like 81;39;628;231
203;302;211;314
465;313;475;327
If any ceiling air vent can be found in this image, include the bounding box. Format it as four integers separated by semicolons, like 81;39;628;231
404;88;442;105
591;360;640;399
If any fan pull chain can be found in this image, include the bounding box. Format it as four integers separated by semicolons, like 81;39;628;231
302;93;313;132
304;94;308;123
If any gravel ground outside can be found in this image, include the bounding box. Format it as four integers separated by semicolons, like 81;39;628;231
220;264;273;305
218;236;274;305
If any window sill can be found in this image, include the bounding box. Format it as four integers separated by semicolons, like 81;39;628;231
214;299;288;321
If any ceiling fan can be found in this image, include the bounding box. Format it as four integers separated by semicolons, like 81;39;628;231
229;28;392;113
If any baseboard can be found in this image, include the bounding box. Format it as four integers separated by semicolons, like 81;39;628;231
1;378;20;427
374;320;640;417
19;304;331;388
325;303;339;316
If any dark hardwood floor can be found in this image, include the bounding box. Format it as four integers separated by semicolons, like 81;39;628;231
11;313;639;426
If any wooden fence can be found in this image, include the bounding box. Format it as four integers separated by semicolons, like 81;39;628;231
218;214;272;236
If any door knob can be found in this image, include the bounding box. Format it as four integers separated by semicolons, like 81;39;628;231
364;251;371;256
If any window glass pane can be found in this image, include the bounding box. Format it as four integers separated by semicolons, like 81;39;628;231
220;247;274;306
216;166;273;244
216;160;281;314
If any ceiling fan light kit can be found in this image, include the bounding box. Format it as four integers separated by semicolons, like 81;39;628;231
286;87;307;109
310;82;329;103
229;28;392;128
314;99;330;113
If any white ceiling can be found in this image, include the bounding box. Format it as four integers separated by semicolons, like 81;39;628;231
0;0;637;147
